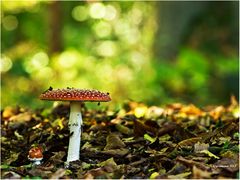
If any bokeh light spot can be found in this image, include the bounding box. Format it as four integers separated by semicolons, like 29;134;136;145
31;51;49;68
35;67;54;80
134;106;148;118
124;28;140;44
97;64;113;83
130;51;145;70
93;21;112;38
61;69;78;80
2;15;18;31
96;41;117;57
114;19;130;35
0;55;13;73
72;5;88;22
58;51;79;68
131;6;143;25
116;65;133;81
2;1;39;12
104;5;117;21
89;3;105;19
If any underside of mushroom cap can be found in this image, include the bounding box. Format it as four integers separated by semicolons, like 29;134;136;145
39;87;111;102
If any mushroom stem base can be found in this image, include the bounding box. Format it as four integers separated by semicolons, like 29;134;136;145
67;102;82;162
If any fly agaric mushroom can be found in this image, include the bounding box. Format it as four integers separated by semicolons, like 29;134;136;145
28;146;43;165
39;87;111;163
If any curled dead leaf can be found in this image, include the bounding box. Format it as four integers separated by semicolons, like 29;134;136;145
2;106;19;119
115;123;132;135
2;171;21;179
134;120;158;137
192;165;212;178
178;137;202;148
101;148;129;157
209;106;225;120
50;168;66;179
194;142;209;153
104;133;126;150
180;104;204;116
176;156;210;171
9;112;32;122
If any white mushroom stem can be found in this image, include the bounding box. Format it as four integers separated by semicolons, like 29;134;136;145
28;157;42;166
67;101;83;163
32;159;42;165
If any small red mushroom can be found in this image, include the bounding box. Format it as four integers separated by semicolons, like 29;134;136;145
28;146;43;165
39;87;111;164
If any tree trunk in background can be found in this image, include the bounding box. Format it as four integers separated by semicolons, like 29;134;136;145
49;1;62;55
153;1;239;103
153;1;208;60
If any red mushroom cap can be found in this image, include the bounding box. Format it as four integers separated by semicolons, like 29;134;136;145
39;88;111;102
28;146;43;159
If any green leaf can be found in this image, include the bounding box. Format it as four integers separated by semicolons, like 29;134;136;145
150;172;159;179
233;132;239;139
82;162;92;170
159;134;171;141
144;134;157;144
223;140;230;149
65;169;72;175
0;164;10;169
200;150;219;159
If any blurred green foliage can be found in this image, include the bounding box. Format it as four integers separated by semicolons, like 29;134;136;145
1;1;238;109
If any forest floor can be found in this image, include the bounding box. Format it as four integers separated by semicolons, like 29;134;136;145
1;97;239;179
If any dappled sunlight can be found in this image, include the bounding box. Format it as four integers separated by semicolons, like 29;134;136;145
0;54;12;73
113;19;141;45
31;52;49;68
115;65;133;81
72;5;89;22
130;51;146;71
2;15;18;31
57;50;79;69
1;1;238;108
93;21;112;38
1;0;39;12
104;5;118;21
34;67;54;81
96;64;114;83
60;69;78;81
89;2;106;19
25;51;49;73
96;41;117;57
